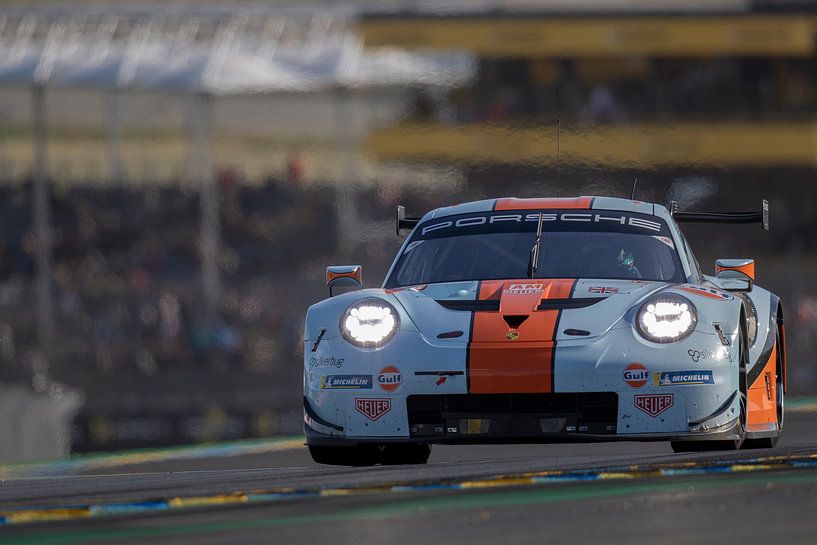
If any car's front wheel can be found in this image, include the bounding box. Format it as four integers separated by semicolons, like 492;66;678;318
380;443;431;465
308;443;432;466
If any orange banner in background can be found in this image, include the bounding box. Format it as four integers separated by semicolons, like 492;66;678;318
365;121;817;168
361;17;815;57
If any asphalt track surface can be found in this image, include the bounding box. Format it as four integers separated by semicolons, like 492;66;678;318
1;411;816;545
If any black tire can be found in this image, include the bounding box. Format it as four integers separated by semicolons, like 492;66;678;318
742;320;783;450
671;317;748;454
742;435;779;449
671;440;736;453
308;444;380;466
380;444;431;465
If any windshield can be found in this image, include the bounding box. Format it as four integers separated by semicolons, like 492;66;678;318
385;210;685;288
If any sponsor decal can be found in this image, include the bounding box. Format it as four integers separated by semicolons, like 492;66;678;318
589;286;619;294
623;363;650;388
355;398;391;421
678;285;733;301
420;212;664;237
414;370;463;386
309;356;345;369
688;348;732;363
634;394;674;417
654;370;715;386
377;366;403;392
505;283;543;295
652;235;675;249
321;375;372;389
403;240;424;254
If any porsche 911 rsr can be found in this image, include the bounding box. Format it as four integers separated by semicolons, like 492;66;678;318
303;196;785;465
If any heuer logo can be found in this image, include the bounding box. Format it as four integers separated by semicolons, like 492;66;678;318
623;363;649;388
377;366;402;392
634;394;674;417
355;398;391;421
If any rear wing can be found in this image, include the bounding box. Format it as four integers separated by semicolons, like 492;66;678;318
670;199;769;231
396;205;421;236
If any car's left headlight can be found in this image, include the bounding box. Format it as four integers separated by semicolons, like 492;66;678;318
340;298;400;348
636;293;697;343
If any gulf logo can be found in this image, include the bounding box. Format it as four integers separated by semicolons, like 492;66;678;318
623;363;650;388
377;366;403;392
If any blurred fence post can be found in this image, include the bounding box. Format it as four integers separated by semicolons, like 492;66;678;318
334;86;358;255
106;90;125;184
192;92;221;322
0;384;83;463
31;84;54;354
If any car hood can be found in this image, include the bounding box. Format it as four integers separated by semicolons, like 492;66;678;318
390;279;667;342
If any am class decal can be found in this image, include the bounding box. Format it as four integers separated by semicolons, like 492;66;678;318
505;283;544;295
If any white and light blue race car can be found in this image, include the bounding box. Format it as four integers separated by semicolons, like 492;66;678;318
304;196;785;465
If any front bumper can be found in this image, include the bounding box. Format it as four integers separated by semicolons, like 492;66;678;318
305;415;742;446
303;391;743;446
304;326;742;446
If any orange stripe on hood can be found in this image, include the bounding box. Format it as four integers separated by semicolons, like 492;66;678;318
468;279;576;394
494;197;593;211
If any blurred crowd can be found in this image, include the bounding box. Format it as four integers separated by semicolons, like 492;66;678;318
411;57;817;125
1;177;318;409
0;171;453;414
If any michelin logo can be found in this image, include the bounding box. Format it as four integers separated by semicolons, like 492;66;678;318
654;371;714;386
321;375;373;389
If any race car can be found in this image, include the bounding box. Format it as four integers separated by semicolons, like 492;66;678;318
303;196;785;465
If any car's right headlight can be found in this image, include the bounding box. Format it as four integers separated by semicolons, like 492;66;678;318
340;298;399;348
636;293;697;343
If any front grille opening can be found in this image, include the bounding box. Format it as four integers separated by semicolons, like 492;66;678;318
407;392;618;437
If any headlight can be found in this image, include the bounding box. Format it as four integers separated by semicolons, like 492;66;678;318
340;298;399;348
636;293;697;343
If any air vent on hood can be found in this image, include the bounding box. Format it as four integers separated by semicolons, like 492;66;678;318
436;300;500;312
503;315;528;329
437;297;606;312
537;297;605;311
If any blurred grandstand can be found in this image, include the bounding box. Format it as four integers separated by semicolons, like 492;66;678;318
0;0;816;458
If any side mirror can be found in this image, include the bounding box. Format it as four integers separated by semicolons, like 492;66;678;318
326;265;363;297
396;205;420;236
715;259;754;292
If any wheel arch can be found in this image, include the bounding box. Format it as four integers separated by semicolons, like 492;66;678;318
775;299;787;394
